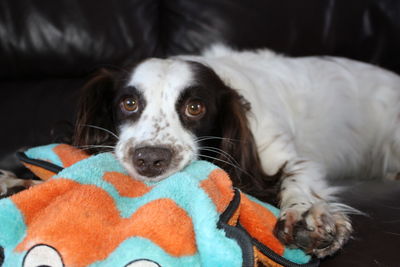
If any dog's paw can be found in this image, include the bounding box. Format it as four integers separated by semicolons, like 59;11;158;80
0;170;16;196
0;170;41;197
274;202;352;258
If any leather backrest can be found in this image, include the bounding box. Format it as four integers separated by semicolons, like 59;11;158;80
163;0;400;74
1;0;400;79
0;0;162;79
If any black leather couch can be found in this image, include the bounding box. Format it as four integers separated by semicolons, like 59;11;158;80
1;1;399;266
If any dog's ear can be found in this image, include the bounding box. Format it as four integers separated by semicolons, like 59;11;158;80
73;69;117;153
217;89;279;202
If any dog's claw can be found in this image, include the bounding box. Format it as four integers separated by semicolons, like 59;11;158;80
274;202;352;258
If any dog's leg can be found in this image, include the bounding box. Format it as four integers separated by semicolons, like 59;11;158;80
259;135;352;258
0;170;41;197
273;159;352;258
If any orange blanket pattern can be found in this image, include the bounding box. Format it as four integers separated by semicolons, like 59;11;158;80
0;144;317;267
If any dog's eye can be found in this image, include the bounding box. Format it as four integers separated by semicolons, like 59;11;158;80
185;100;206;118
121;97;139;113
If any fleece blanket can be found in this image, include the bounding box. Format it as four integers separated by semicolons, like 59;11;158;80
0;144;319;267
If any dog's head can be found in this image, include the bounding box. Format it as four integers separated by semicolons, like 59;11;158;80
73;58;276;198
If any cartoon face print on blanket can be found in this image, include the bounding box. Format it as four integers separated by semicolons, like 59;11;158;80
0;144;319;267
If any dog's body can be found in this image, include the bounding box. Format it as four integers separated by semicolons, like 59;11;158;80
177;46;400;257
192;45;400;181
3;45;400;258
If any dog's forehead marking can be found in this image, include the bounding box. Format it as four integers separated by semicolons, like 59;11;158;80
128;58;193;100
121;58;195;146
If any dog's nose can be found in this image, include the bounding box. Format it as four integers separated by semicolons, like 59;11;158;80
132;147;173;177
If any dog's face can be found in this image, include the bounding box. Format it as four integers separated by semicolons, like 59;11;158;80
113;59;224;181
74;58;273;195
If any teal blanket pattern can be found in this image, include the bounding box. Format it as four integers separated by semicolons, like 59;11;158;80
0;144;317;267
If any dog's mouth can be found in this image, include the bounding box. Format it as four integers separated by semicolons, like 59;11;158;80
116;142;196;182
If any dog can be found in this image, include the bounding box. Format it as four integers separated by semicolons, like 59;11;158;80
0;169;41;198
3;45;400;258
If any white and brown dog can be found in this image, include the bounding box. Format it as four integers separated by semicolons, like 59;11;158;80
3;45;400;258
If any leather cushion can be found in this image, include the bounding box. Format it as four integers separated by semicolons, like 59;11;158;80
0;0;162;79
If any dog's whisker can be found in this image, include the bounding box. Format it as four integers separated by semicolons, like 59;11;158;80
195;136;239;144
196;136;240;141
78;124;119;140
196;153;238;169
195;153;253;180
199;146;241;166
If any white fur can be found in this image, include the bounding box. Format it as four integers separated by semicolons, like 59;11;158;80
179;45;400;209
